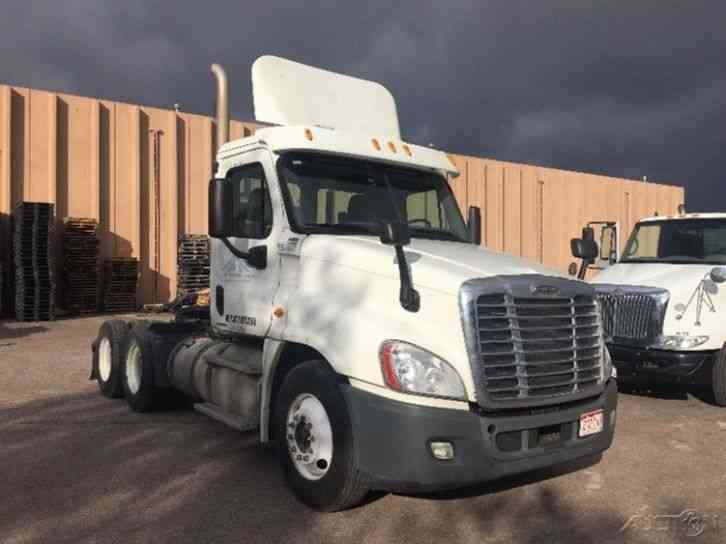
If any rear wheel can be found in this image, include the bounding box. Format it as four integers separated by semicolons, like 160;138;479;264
93;320;130;398
122;327;156;412
274;361;369;511
712;345;726;406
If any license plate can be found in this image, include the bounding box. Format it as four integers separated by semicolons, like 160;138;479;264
579;409;604;438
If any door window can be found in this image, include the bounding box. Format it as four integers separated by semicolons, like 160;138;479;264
227;163;272;239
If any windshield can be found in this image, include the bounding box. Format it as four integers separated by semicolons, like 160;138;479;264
277;153;470;242
621;219;726;265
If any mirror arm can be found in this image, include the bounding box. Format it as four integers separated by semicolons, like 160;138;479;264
221;237;250;260
394;245;420;312
577;259;590;280
220;238;267;269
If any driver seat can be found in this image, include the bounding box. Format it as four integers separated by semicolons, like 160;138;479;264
344;194;370;223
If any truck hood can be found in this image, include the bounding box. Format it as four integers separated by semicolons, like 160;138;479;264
300;235;563;295
593;263;725;344
593;262;716;288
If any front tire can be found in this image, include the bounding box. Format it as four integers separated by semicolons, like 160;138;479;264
712;345;726;406
274;361;369;511
93;320;130;398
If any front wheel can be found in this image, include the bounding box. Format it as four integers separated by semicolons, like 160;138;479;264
274;361;369;511
712;345;726;406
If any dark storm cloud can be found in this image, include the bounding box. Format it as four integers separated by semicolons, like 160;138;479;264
1;0;723;210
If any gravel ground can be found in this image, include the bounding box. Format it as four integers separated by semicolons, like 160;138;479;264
1;315;725;544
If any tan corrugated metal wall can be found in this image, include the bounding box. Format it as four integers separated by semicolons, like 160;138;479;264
447;154;684;272
0;84;684;305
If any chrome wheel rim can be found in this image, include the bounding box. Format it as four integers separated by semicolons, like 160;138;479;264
98;337;112;382
286;393;333;481
125;341;142;395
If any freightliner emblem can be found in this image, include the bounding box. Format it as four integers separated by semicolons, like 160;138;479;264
530;284;560;297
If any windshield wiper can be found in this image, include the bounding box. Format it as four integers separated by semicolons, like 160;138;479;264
408;227;468;243
308;222;382;235
621;257;709;264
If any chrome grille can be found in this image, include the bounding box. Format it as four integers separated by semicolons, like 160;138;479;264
460;275;607;408
476;294;603;401
595;286;669;345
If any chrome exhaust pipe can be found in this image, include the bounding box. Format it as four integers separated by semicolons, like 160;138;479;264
210;63;229;150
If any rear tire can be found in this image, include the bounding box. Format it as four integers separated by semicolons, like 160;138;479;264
94;320;130;398
274;360;369;512
122;326;156;412
712;345;726;406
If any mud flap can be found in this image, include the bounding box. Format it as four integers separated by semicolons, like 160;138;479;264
89;339;99;380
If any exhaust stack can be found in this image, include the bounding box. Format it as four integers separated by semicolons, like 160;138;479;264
211;63;229;150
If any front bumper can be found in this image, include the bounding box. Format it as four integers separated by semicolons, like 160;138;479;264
608;344;718;388
342;380;617;492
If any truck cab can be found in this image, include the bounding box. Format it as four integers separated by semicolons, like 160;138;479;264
574;213;726;404
92;56;617;511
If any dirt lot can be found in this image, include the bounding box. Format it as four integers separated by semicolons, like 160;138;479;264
1;315;725;544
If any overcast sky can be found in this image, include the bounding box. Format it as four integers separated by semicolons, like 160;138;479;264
1;1;723;211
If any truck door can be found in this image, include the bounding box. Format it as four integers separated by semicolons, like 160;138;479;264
211;150;282;337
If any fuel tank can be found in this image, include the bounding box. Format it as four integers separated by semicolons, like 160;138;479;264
167;336;262;428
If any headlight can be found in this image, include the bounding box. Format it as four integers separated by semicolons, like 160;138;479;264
652;334;710;350
380;341;466;400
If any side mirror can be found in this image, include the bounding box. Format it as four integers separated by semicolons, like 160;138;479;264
710;266;726;284
571;238;599;260
380;222;411;246
209;177;232;238
468;206;482;245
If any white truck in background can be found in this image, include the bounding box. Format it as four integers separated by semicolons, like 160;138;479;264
572;213;726;404
91;56;617;511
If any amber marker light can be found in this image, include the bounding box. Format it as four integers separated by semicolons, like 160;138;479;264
371;138;381;151
304;128;314;141
388;142;397;153
402;144;412;156
272;306;285;318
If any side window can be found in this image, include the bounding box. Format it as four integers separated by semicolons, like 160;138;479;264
227;163;272;239
703;226;726;257
317;189;359;224
629;225;659;258
406;190;445;229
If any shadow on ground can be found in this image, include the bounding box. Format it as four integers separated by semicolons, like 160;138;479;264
618;381;720;406
0;321;47;343
0;391;665;544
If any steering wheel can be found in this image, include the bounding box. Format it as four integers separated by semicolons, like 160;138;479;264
408;218;432;228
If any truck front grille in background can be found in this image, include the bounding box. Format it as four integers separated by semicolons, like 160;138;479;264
476;294;603;401
596;291;662;343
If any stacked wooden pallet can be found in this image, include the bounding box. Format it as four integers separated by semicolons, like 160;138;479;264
63;218;100;314
177;235;210;295
103;258;138;312
13;202;56;321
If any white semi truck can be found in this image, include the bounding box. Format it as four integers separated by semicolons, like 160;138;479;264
91;56;617;511
572;213;726;404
